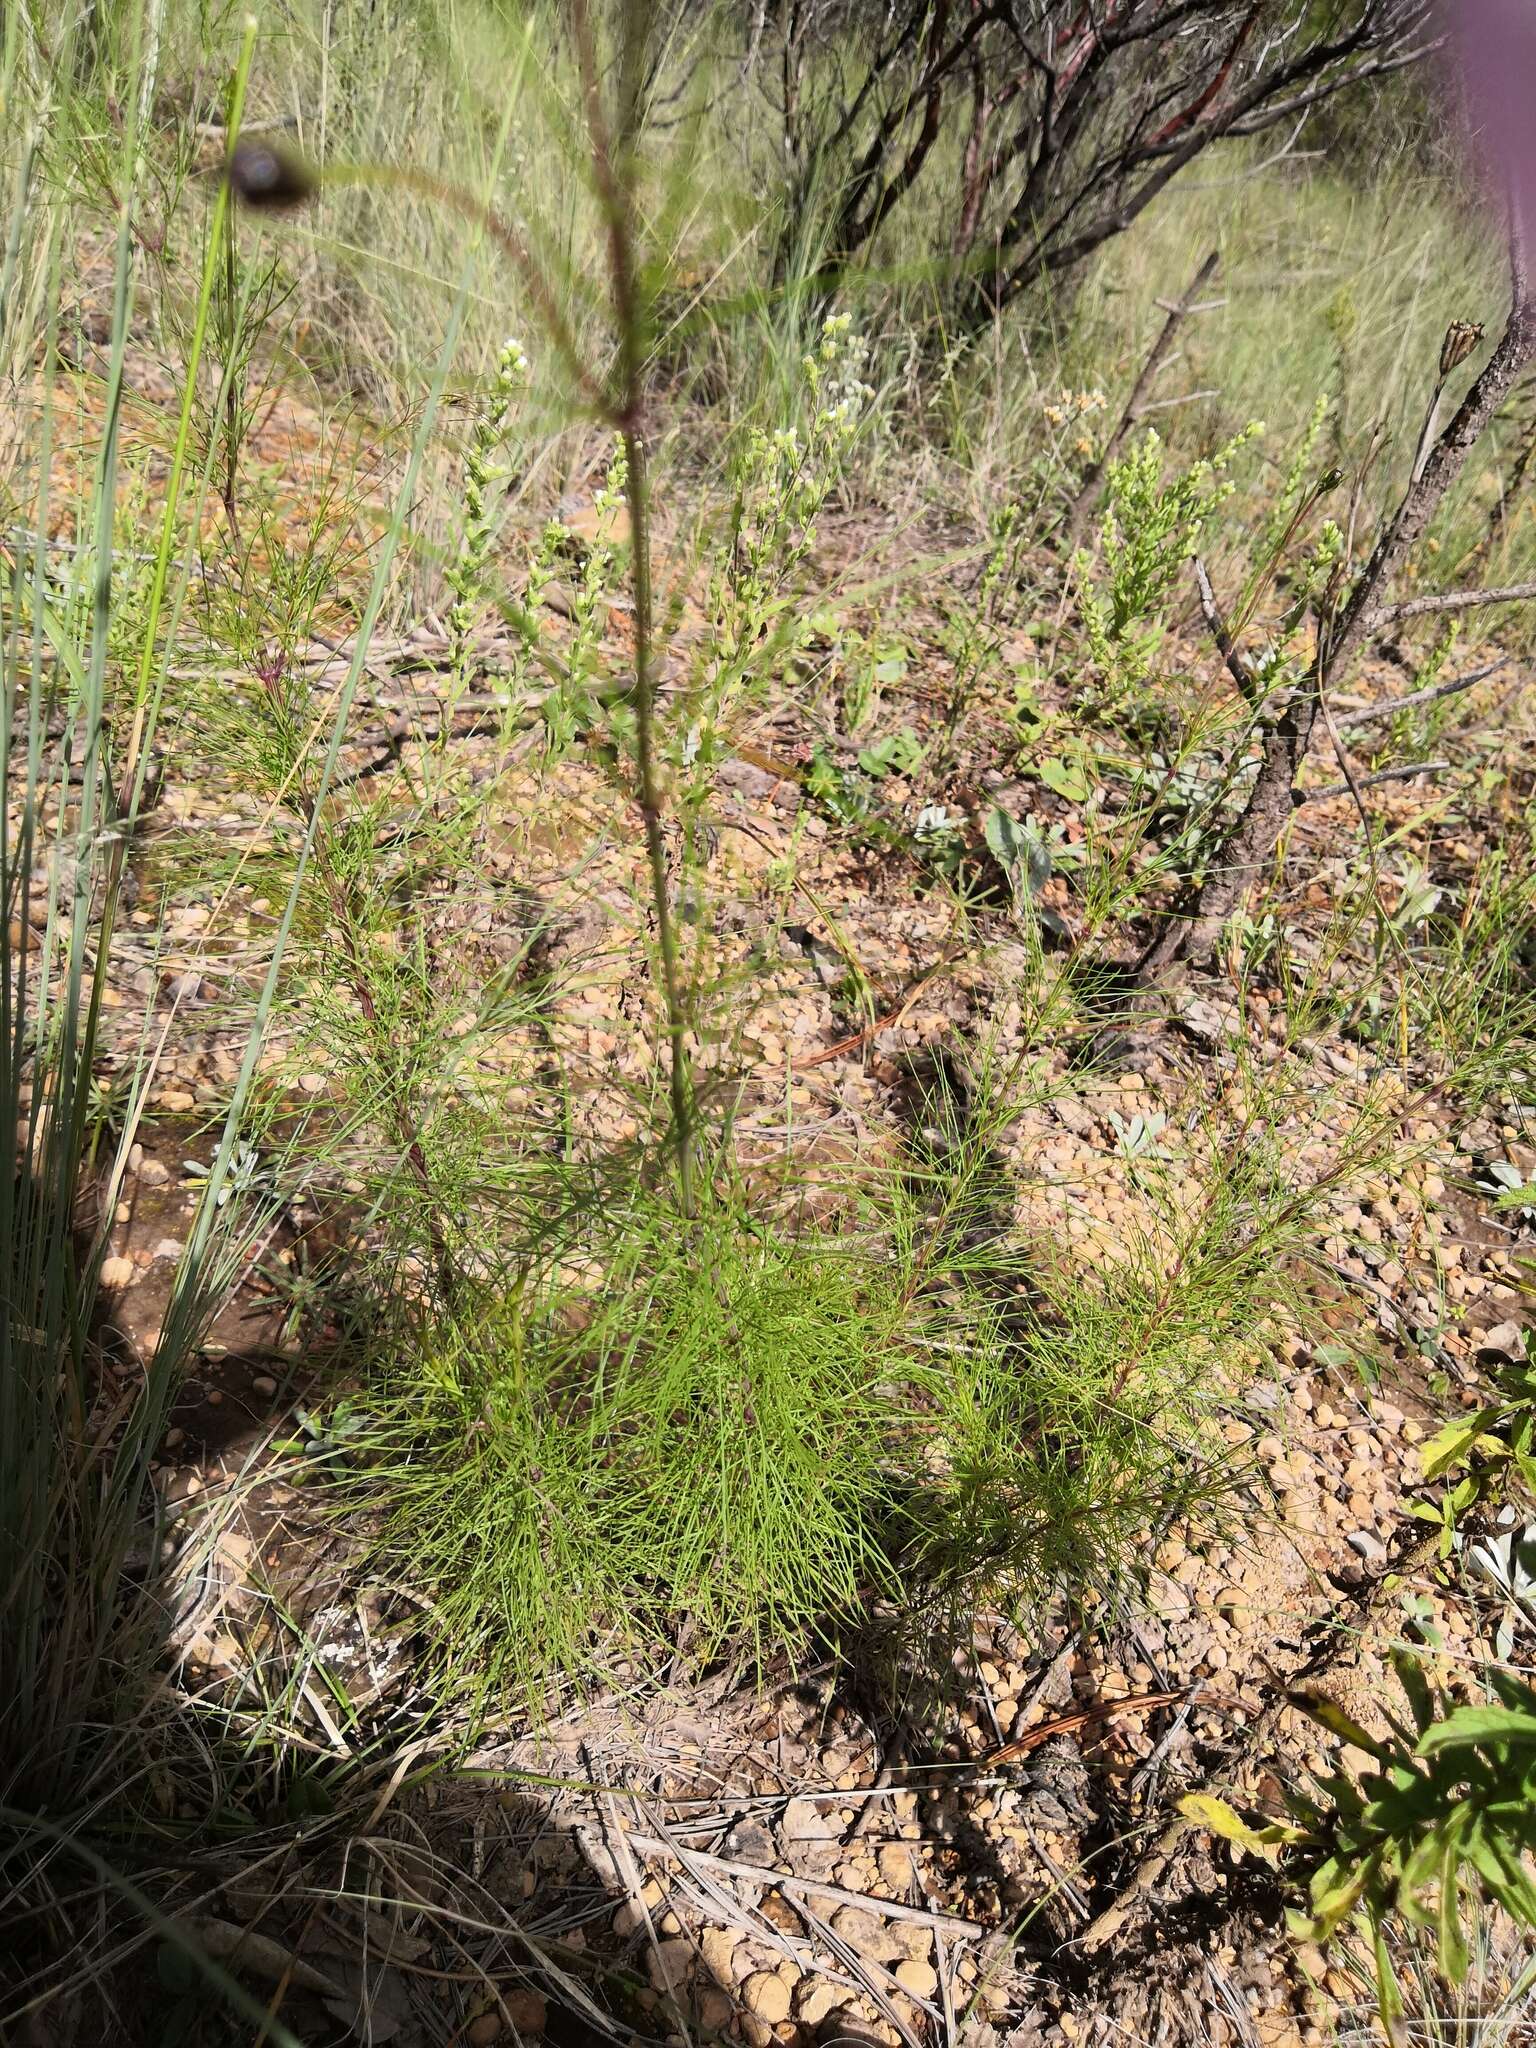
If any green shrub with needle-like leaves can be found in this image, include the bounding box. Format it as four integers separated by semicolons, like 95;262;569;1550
338;1201;913;1692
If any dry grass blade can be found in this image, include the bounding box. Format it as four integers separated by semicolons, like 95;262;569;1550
621;1832;986;1939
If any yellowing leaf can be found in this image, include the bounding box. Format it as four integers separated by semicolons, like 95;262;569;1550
1304;1859;1373;1936
1290;1695;1395;1762
1176;1794;1303;1856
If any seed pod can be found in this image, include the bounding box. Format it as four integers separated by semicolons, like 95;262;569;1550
226;136;318;210
1439;319;1485;379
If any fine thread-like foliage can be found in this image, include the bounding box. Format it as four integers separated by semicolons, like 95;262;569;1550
344;1208;913;1690
335;1047;1347;1701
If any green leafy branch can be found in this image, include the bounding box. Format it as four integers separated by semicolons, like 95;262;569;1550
1183;1656;1536;2043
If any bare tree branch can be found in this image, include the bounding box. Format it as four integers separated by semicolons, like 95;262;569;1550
1368;580;1536;627
768;0;1432;316
1145;246;1536;974
1333;656;1512;728
1190;553;1257;702
1296;759;1451;803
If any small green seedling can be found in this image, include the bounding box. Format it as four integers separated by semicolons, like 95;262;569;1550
1408;1331;1536;1556
1482;1158;1536;1223
1182;1656;1536;2044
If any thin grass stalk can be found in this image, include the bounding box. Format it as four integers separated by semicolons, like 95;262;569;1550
70;24;265;1704
176;250;478;1287
0;1806;306;2048
117;23;256;824
232;13;702;1211
0;0;156;1785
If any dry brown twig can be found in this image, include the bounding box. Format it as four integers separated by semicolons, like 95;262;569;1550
620;1831;986;1940
1144;231;1536;975
1332;653;1511;728
1067;250;1223;546
984;1685;1245;1765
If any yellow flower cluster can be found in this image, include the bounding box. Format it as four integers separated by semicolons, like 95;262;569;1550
1043;388;1108;429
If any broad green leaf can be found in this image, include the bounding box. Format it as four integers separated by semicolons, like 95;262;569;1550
1390;1652;1437;1738
1436;1835;1469;1984
1396;1826;1445;1903
1419;1408;1509;1481
1487;1668;1536;1717
1417;1705;1536;1755
984;804;1025;876
1037;753;1093;804
1461;1819;1536;1927
1371;1916;1407;2047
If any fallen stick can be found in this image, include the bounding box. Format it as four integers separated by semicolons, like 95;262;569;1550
985;1685;1245;1766
791;953;963;1071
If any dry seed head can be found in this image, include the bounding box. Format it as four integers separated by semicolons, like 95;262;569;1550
1440;319;1484;379
227;137;319;210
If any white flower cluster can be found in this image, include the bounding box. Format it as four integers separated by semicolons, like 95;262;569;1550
804;313;876;444
700;312;878;745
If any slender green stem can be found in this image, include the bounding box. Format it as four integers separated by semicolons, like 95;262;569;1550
621;418;695;1215
601;0;696;1214
125;21;256;780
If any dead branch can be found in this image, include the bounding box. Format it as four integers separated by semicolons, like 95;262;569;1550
1190;552;1254;700
1368;578;1536;627
1333;655;1511;728
621;1833;986;1939
778;0;1430;317
1144;252;1536;975
1066;250;1221;545
1295;758;1451;804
